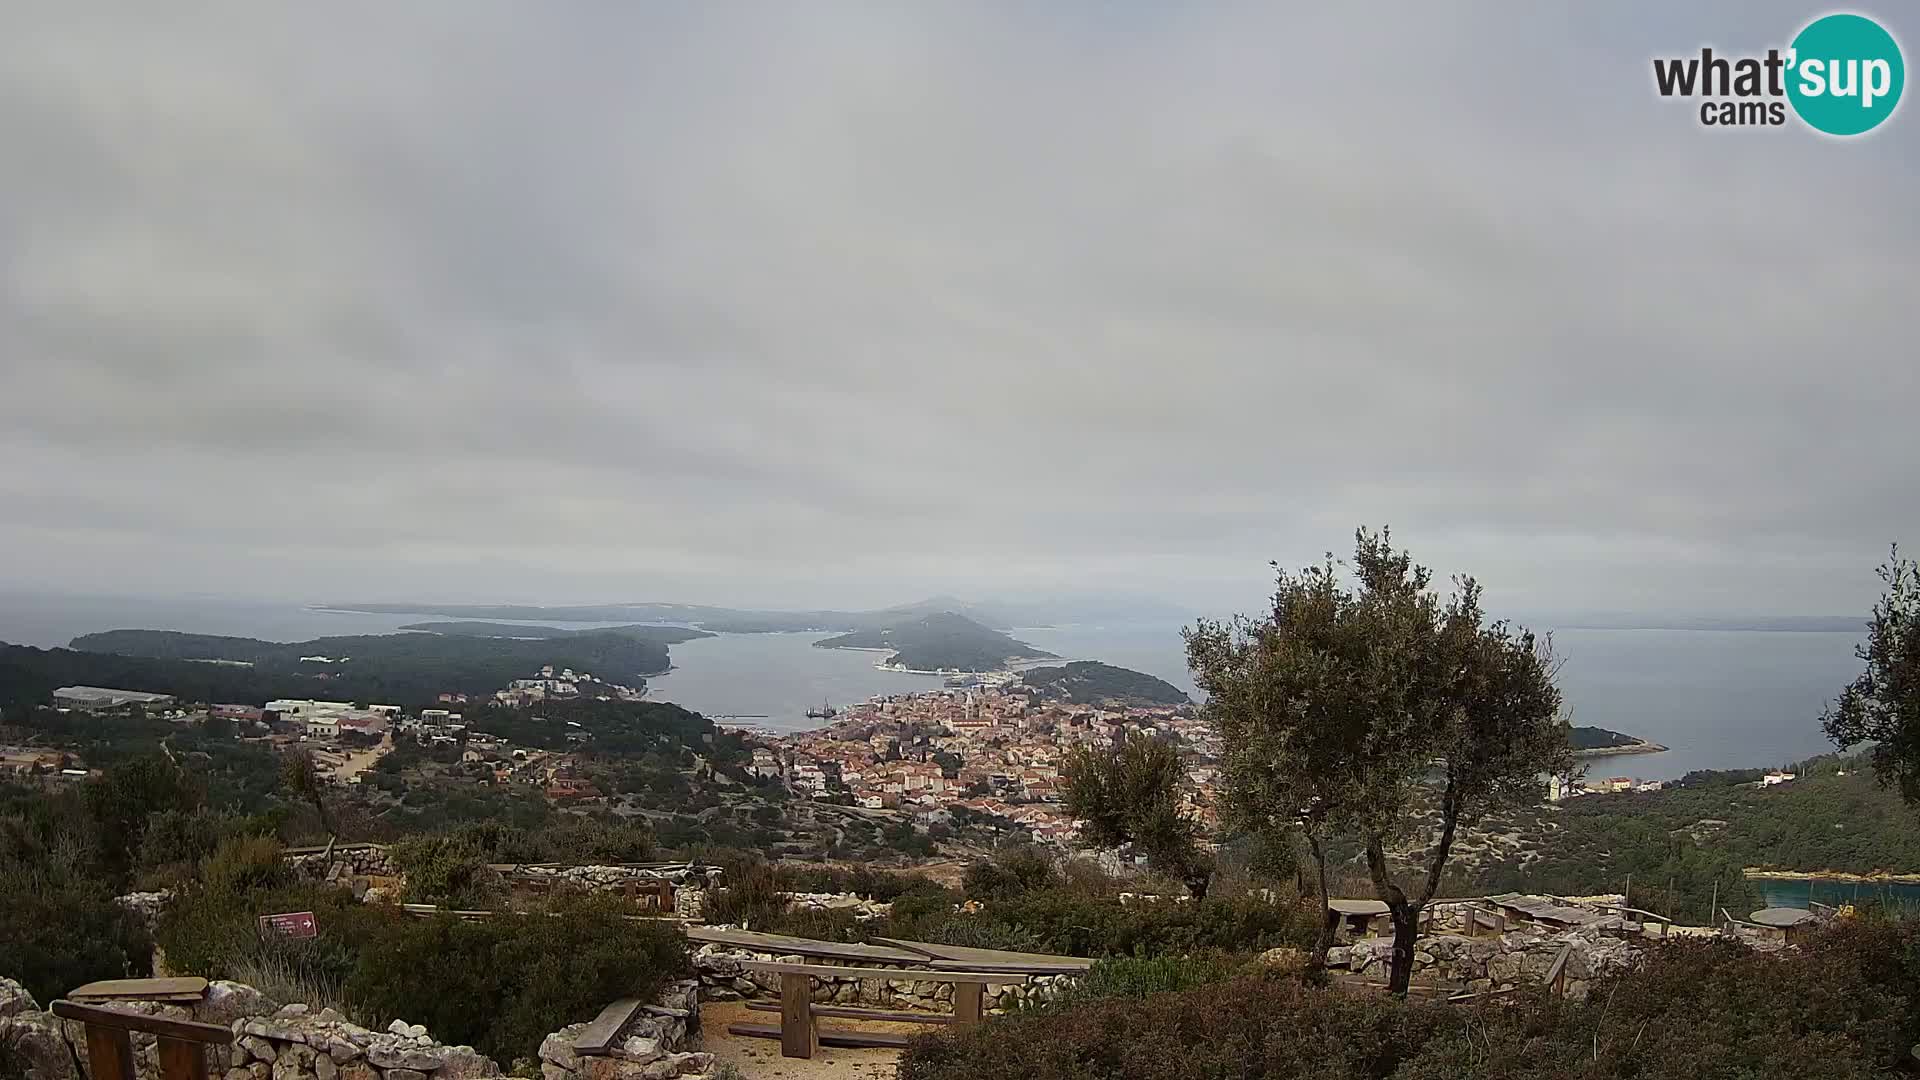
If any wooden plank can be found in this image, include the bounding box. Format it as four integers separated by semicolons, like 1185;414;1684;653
727;1023;914;1050
925;959;1085;976
1544;943;1573;998
738;961;1029;984
687;926;927;964
69;977;209;1002
571;998;645;1056
746;1002;953;1025
84;1021;137;1080
157;1036;208;1080
50;1002;232;1045
871;937;1094;972
780;973;816;1059
952;981;984;1028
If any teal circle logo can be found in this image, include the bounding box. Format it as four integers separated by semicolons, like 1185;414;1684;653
1786;13;1904;135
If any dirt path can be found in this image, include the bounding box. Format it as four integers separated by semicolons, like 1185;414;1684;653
697;1000;939;1080
332;733;392;781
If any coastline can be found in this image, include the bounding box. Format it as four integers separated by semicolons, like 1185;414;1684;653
1573;739;1668;758
1745;867;1920;884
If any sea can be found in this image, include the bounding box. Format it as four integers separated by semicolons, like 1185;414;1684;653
0;591;1866;781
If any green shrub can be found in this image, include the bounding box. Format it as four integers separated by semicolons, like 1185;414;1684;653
344;894;690;1063
1033;952;1246;1011
0;871;152;1004
961;846;1060;900
200;834;291;896
389;835;503;908
899;921;1920;1080
704;858;786;928
136;807;229;878
913;890;1314;958
153;880;401;999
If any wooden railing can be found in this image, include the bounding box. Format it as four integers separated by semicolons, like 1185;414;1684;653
1543;943;1575;998
49;1000;232;1080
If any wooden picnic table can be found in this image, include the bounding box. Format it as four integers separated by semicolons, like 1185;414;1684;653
51;1000;230;1080
725;960;1029;1059
686;925;928;964
870;936;1094;974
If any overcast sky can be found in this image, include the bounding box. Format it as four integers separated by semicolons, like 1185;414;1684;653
1;2;1914;617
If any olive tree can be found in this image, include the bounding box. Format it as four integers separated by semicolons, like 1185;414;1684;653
1061;732;1214;897
1189;528;1568;994
1823;545;1920;799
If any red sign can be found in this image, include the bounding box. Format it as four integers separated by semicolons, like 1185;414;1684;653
258;911;317;940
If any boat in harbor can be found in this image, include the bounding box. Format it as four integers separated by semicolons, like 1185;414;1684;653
803;699;837;720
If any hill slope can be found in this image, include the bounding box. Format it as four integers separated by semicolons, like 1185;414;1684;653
1019;661;1190;707
813;612;1055;672
46;628;677;705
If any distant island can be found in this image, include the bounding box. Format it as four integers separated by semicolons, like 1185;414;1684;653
399;621;712;645
1552;614;1864;633
326;595;1018;634
1018;661;1190;707
1570;725;1667;755
40;628;684;705
813;612;1056;673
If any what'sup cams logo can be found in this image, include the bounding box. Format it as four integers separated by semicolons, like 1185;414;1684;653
1653;12;1904;135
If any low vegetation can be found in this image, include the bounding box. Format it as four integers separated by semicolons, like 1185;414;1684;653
900;918;1920;1080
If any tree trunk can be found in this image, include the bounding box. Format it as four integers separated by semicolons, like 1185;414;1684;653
1386;903;1419;995
1184;870;1210;900
1307;833;1335;967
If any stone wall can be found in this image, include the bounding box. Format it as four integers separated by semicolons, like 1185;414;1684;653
227;1007;500;1079
0;976;720;1080
691;943;1075;1013
780;892;892;921
535;980;713;1080
1326;925;1642;1001
0;977;498;1080
285;844;398;883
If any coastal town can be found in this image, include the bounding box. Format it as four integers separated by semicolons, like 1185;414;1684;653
1;658;1756;857
747;684;1220;846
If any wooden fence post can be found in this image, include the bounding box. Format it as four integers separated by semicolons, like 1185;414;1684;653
953;981;985;1027
780;973;817;1060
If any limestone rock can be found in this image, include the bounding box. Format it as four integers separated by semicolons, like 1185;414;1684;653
612;1035;661;1063
1256;947;1309;973
539;1026;587;1071
367;1042;443;1071
669;1051;714;1075
0;977;38;1018
201;982;269;1026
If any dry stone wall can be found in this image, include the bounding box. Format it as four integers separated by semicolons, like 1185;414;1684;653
0;976;720;1080
1327;925;1643;1000
0;977;499;1080
692;943;1075;1012
780;892;892;920
535;980;712;1080
285;844;398;881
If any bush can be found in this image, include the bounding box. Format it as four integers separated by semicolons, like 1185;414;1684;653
0;872;152;1005
200;834;291;896
389;835;503;908
962;846;1060;901
703;857;786;928
899;921;1920;1080
153;880;402;1005
907;889;1314;958
1032;952;1246;1011
344;895;690;1063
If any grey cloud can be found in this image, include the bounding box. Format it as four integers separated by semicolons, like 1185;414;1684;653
0;1;1915;614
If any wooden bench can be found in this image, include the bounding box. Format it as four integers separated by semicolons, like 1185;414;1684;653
571;998;647;1056
51;1000;231;1080
724;961;1029;1059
